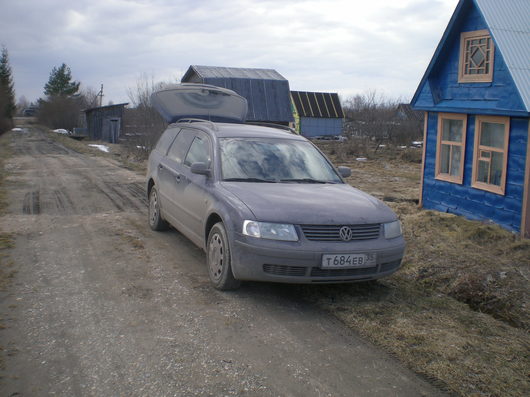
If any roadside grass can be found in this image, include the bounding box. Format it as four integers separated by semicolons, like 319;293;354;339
45;129;147;173
0;130;16;370
0;130;15;290
315;144;530;396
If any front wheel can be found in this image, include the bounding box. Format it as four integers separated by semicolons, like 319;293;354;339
148;186;168;231
207;223;241;290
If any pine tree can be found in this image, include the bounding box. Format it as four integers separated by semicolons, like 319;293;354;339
44;63;80;97
0;46;16;120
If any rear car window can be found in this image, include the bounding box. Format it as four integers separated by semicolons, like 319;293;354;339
167;130;195;164
155;128;180;154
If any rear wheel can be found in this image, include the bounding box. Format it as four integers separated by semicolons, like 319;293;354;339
148;186;168;231
207;223;240;290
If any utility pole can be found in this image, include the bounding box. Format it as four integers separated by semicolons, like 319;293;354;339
97;84;104;107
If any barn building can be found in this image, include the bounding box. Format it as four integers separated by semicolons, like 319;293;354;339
290;91;344;137
411;0;530;237
181;65;294;125
84;103;128;143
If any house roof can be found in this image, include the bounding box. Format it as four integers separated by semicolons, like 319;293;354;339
477;0;530;111
291;91;344;118
181;65;293;123
83;103;128;114
411;0;530;114
182;65;287;82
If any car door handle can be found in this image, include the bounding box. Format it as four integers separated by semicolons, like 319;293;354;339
175;174;181;183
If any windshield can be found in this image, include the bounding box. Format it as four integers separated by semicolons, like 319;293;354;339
220;138;342;183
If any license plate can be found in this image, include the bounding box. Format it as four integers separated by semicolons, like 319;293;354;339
321;253;376;269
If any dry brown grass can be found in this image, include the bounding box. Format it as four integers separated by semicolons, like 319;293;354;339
45;129;147;173
310;143;530;396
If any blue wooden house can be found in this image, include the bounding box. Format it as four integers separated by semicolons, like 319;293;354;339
181;65;294;125
411;0;530;237
290;91;344;137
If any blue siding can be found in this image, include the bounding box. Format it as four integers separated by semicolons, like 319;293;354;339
299;118;343;137
422;112;529;232
412;0;527;116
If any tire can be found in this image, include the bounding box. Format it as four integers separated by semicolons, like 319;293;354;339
206;222;241;290
148;186;168;231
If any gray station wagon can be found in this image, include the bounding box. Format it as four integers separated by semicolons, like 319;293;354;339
147;84;405;290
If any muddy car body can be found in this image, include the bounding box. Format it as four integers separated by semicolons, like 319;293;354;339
146;84;405;289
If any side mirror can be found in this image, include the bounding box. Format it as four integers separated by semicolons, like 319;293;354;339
190;162;211;176
338;166;351;178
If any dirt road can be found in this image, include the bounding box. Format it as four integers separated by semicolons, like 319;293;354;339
0;127;444;396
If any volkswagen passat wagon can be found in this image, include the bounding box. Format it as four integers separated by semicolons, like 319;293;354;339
147;84;405;290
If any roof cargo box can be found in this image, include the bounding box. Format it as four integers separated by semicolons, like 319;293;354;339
151;83;248;124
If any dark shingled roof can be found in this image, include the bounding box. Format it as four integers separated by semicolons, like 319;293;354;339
291;91;344;118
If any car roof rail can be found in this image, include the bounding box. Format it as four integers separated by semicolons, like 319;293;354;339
176;118;218;131
245;121;298;134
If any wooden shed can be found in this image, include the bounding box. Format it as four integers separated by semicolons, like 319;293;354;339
84;103;128;143
290;91;344;137
181;65;294;125
411;0;530;237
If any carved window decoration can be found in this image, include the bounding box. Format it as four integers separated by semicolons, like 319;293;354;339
459;30;494;83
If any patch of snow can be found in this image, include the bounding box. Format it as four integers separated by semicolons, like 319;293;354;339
11;128;23;132
356;157;368;162
88;144;110;153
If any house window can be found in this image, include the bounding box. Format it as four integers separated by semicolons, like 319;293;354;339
458;30;494;83
472;116;509;195
436;113;467;183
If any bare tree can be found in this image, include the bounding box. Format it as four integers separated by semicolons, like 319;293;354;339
123;74;171;158
16;95;29;115
343;90;422;149
37;95;83;131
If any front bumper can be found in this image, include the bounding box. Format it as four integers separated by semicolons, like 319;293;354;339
230;234;405;284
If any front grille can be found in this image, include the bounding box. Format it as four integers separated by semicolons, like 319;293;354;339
300;224;381;241
310;266;377;277
263;264;307;277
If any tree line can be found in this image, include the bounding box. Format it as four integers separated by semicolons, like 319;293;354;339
0;46;16;134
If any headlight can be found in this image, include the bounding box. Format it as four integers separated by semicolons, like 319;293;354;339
242;220;299;241
383;220;402;239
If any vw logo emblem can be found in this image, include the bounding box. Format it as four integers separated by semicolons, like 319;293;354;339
339;226;353;241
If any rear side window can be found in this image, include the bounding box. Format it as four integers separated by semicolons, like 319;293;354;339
155;128;180;154
184;136;211;166
167;129;195;164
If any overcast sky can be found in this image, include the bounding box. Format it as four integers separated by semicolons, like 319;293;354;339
1;0;459;106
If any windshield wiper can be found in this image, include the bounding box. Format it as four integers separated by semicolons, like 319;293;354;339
223;177;277;183
280;178;333;184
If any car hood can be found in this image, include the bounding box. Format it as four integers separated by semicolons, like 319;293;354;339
221;182;396;225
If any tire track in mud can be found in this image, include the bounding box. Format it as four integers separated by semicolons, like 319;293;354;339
13;129;147;216
22;191;40;214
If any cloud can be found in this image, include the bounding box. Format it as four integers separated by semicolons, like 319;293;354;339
0;0;458;104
